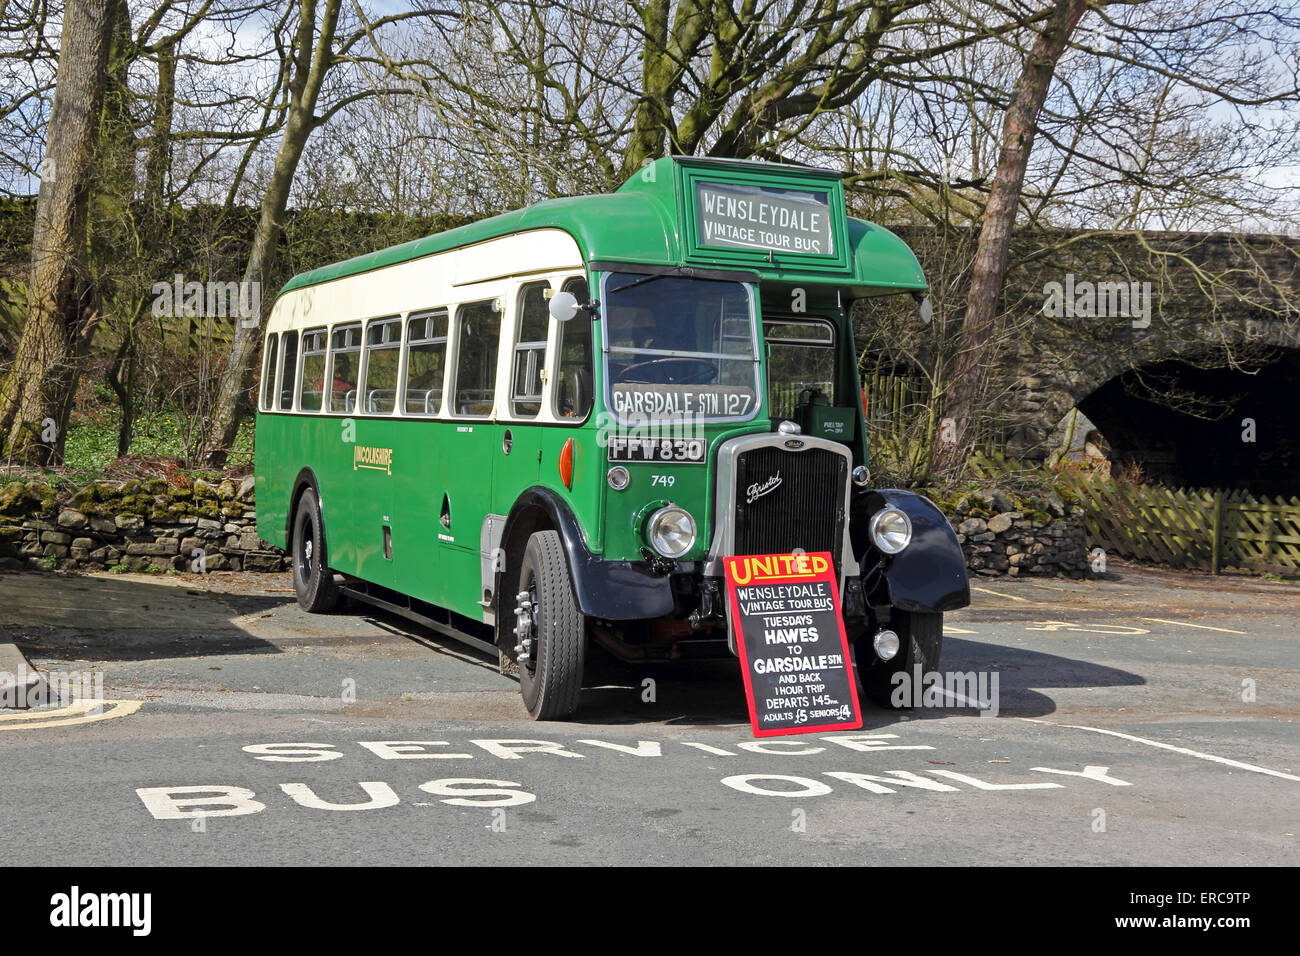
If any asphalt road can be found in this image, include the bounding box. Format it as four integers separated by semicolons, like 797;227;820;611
0;561;1296;866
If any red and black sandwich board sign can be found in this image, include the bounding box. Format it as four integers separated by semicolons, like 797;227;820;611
723;552;862;737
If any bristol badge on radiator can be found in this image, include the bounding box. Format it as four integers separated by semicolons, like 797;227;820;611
723;551;862;737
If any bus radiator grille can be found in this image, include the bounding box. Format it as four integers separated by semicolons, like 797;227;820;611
732;446;847;570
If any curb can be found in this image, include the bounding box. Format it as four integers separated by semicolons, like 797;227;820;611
0;630;46;710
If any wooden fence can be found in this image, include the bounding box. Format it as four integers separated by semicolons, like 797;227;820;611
1063;476;1300;575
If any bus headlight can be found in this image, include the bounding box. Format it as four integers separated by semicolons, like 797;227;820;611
646;505;696;559
869;507;912;555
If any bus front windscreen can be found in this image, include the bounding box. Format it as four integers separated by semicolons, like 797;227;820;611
604;271;759;422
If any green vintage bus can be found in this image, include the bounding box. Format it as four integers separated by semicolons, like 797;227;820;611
255;156;970;720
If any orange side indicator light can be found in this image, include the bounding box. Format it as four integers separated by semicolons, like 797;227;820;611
559;438;574;490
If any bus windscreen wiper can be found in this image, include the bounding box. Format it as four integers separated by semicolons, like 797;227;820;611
611;268;686;294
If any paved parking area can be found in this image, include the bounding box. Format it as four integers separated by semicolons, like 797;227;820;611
0;561;1296;865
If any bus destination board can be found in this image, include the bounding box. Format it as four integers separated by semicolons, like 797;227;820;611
695;181;835;256
723;552;862;737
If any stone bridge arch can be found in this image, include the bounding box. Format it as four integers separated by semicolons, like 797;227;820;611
982;231;1300;491
1006;318;1300;457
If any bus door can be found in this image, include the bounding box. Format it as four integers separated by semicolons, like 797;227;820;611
393;308;449;605
436;296;504;619
494;279;553;492
479;280;556;618
492;273;593;543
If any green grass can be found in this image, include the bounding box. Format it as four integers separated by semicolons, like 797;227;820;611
63;403;254;474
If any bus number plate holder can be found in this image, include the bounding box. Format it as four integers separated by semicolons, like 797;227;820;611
607;437;706;464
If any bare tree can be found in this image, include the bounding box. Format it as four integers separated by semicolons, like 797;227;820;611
0;0;118;462
929;0;1090;477
202;0;456;466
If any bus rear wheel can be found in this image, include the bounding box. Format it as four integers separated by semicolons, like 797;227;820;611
291;489;341;613
858;610;943;709
513;530;585;720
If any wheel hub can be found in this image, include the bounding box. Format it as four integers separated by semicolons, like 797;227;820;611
513;588;537;665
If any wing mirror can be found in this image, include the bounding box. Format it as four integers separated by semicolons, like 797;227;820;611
913;292;933;324
548;291;599;323
549;291;580;322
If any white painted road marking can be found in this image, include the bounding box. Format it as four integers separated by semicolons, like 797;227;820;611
1027;720;1300;782
1138;617;1247;635
1030;765;1132;786
926;769;1062;791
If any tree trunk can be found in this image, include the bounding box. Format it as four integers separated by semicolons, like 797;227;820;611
201;0;342;468
0;0;115;464
929;0;1090;478
144;41;175;221
622;0;673;178
107;325;136;457
98;0;147;460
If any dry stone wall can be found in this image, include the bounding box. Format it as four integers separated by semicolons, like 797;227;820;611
0;477;286;574
0;479;1087;579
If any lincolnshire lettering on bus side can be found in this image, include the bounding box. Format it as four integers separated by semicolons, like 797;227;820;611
353;445;393;474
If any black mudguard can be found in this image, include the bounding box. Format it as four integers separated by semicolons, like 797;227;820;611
498;487;676;622
850;488;971;613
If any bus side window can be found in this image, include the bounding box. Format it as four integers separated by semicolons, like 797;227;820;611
453;299;501;417
260;333;278;411
553;277;592;420
298;328;328;412
278;330;299;412
362;317;402;414
403;309;448;416
329;323;362;413
511;282;550;417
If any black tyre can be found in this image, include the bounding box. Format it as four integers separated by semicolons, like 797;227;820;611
513;530;585;720
858;610;943;709
291;489;341;613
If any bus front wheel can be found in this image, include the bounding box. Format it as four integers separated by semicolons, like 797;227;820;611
291;489;341;613
513;530;585;720
858;610;943;709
